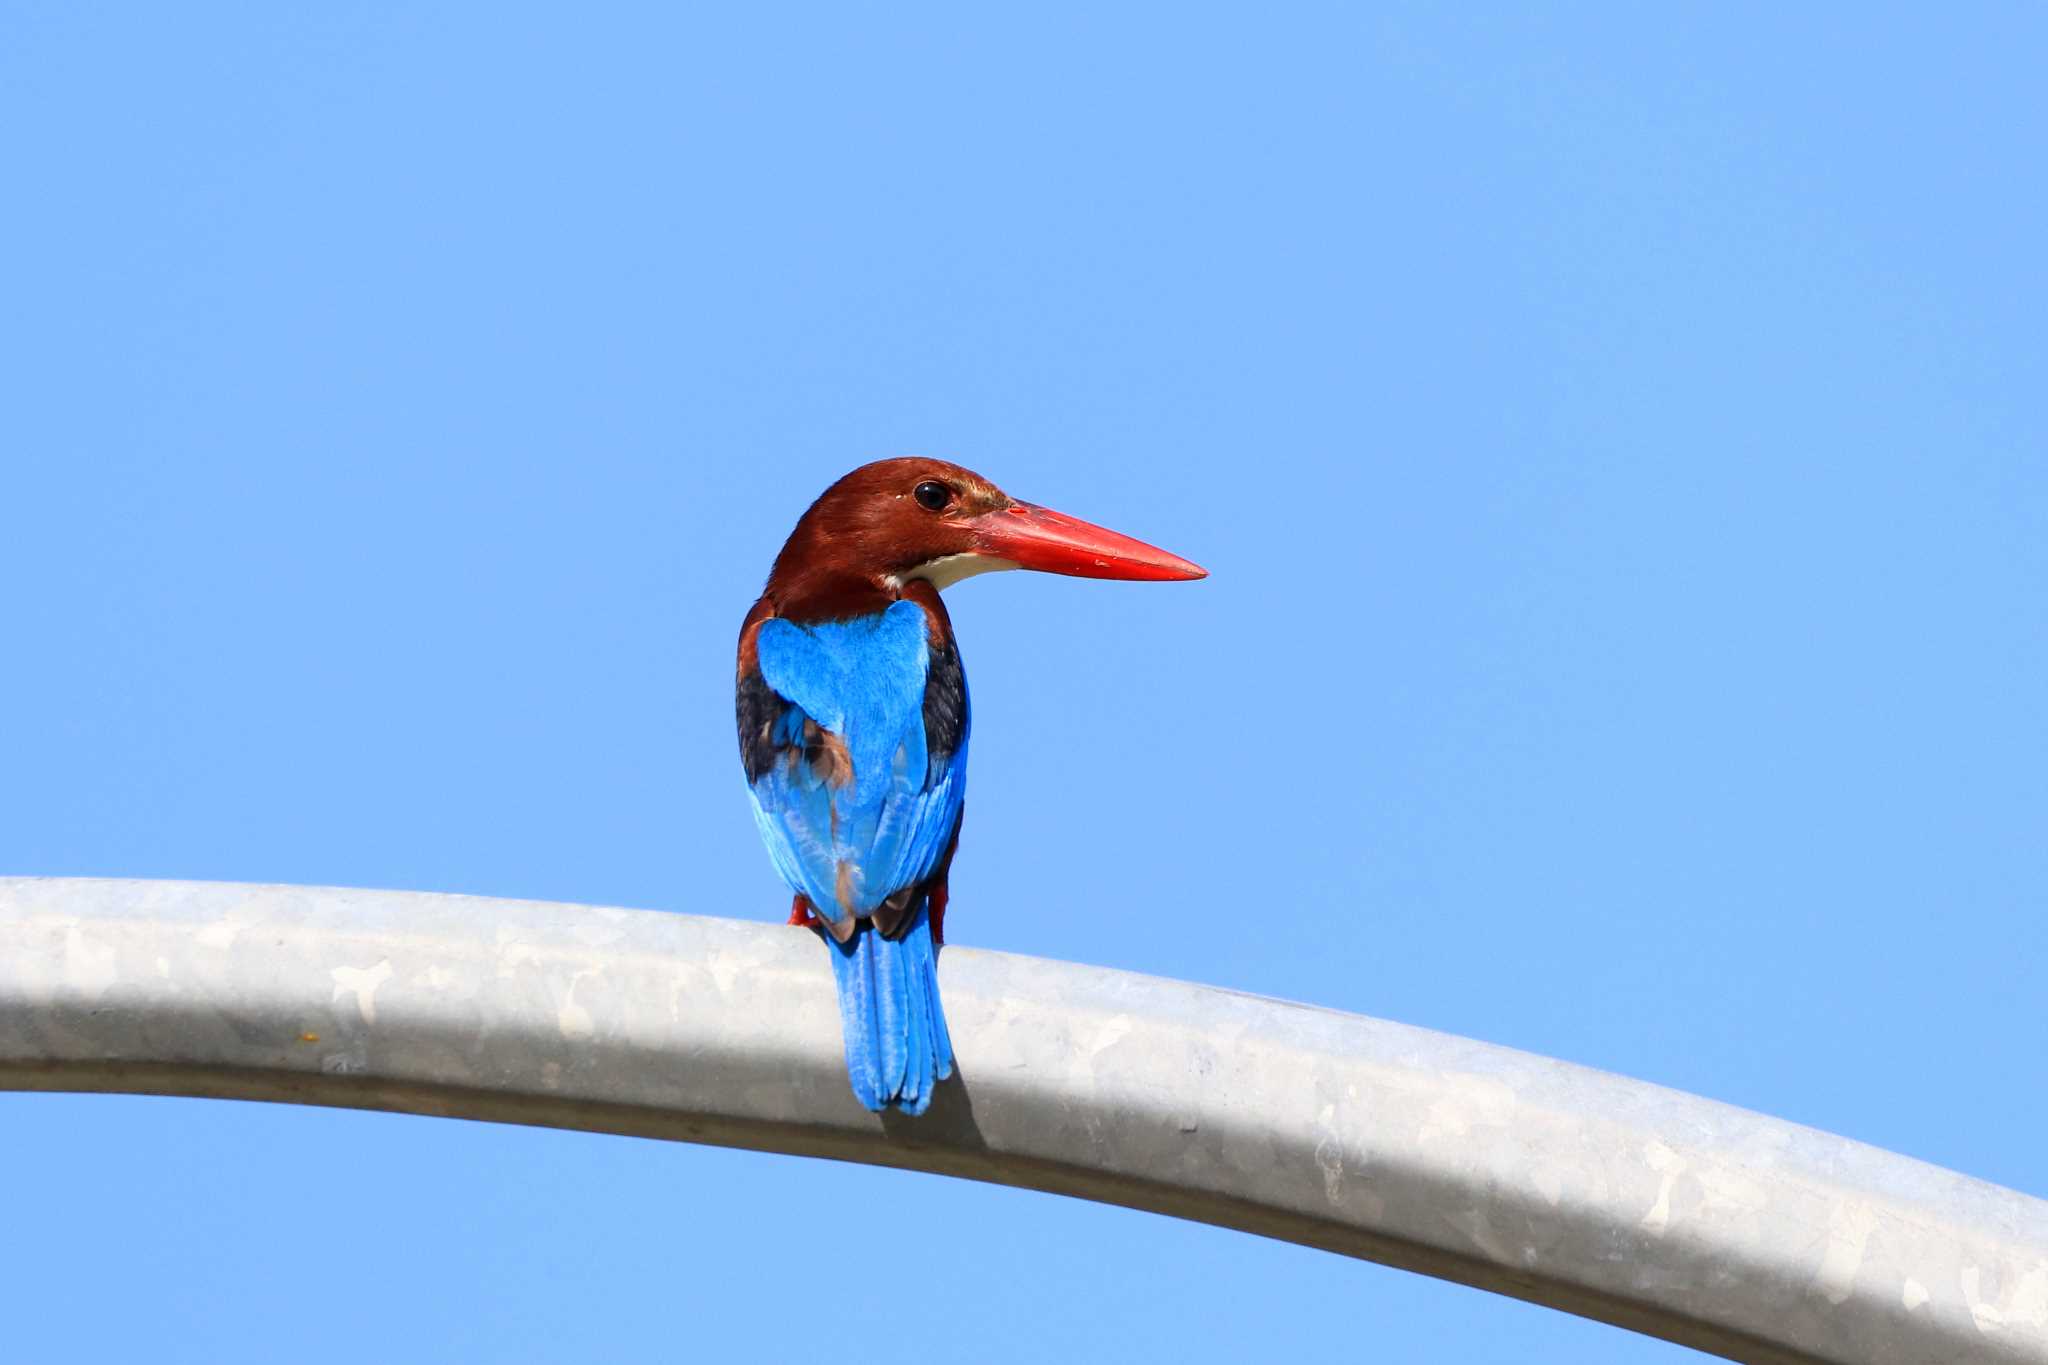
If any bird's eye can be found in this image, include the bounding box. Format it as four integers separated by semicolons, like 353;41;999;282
913;481;953;511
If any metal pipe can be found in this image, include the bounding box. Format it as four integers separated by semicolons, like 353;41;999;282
1;878;2041;1363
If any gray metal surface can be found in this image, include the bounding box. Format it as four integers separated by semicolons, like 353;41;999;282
0;878;2040;1363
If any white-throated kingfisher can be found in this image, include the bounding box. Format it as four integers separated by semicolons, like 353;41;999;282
736;458;1205;1114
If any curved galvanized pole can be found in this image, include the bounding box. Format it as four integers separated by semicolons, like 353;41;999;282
1;879;2042;1363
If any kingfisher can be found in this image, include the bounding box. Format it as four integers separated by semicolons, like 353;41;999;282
737;458;1205;1114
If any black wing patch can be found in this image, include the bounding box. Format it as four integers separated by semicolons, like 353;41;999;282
921;635;968;784
736;666;792;784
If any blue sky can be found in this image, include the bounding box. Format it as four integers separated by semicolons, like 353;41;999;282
3;5;2042;1360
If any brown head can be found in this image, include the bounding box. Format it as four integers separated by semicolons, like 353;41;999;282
762;457;1205;620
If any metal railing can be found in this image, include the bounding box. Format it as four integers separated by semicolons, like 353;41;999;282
2;877;2042;1363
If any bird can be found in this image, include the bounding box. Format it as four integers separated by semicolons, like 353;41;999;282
736;458;1205;1114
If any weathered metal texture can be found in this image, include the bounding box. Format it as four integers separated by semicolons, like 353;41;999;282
0;879;2041;1362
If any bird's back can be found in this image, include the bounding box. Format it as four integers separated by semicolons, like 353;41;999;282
741;599;967;940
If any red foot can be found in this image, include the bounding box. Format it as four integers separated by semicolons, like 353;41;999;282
928;883;949;946
787;895;820;930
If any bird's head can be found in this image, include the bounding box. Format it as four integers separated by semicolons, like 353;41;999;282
765;457;1205;615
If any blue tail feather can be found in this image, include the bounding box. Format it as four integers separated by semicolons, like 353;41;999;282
824;902;954;1114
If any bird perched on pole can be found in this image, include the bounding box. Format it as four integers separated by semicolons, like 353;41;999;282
737;458;1205;1114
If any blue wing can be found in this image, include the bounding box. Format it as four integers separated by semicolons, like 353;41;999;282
742;600;967;940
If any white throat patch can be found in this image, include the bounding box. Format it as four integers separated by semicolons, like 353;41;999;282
905;552;1020;591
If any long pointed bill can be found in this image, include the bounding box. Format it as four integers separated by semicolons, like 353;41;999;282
970;501;1207;581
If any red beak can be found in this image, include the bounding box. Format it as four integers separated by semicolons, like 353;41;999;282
970;501;1207;582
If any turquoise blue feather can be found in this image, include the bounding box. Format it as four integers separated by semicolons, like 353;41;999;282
744;600;965;1113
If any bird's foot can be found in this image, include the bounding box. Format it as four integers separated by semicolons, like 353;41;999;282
928;883;949;946
787;896;821;930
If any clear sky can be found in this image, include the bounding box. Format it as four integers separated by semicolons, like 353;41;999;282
3;5;2042;1361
